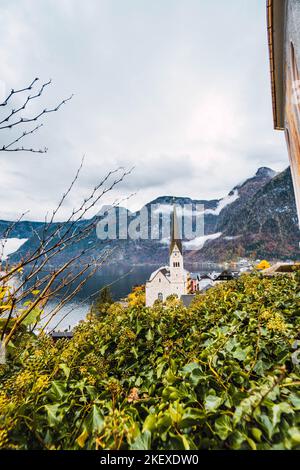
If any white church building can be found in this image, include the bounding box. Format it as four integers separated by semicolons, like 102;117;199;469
145;206;190;307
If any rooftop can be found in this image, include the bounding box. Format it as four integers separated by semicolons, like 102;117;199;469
180;294;195;307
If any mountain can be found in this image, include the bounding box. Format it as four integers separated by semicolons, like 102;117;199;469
215;167;278;234
199;167;300;261
3;166;300;266
0;220;44;239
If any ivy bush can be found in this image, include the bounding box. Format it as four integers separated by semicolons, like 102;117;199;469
0;274;299;450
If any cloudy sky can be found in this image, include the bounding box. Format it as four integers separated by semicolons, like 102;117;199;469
0;0;288;221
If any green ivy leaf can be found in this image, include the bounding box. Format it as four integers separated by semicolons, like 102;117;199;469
156;415;172;432
258;414;274;440
288;427;300;445
130;431;151;450
48;381;67;401
45;404;63;427
86;404;104;434
246;437;257;450
232;346;251;362
146;329;153;341
59;364;70;380
214;415;232;440
272;402;293;427
204;394;223;412
156;360;166;379
179;408;205;429
143;414;157;433
251;427;262;442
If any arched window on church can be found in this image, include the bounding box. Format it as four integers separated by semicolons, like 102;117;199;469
158;293;163;301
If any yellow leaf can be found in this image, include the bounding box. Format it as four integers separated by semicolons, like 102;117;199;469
76;429;89;448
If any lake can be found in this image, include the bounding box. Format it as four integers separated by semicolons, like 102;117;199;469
37;262;221;331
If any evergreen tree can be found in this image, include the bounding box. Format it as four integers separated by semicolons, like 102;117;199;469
90;286;113;317
98;286;113;304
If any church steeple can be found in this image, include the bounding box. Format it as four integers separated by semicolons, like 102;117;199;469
146;203;188;307
169;205;182;255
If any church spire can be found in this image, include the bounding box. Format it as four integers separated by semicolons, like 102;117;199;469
169;205;182;255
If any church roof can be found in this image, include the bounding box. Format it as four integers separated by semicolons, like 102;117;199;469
149;266;170;282
215;270;234;281
148;265;189;283
169;205;183;255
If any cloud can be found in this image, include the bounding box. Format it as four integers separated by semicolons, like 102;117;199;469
0;0;288;221
0;238;28;260
184;232;222;250
204;190;239;216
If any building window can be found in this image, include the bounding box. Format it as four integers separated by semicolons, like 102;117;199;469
158;293;163;301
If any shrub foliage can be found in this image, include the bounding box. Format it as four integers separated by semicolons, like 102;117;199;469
0;274;299;450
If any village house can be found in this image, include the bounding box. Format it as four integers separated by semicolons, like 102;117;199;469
189;273;201;292
196;274;213;292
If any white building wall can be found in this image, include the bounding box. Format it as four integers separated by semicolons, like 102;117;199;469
145;257;188;307
145;272;172;307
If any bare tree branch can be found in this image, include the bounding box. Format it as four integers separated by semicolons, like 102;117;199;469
0;167;133;285
0;95;73;131
0;80;52;125
1;124;46;153
0;77;72;154
0;78;38;107
0;157;133;344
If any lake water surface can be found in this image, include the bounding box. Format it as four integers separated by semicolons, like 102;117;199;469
39;262;221;331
